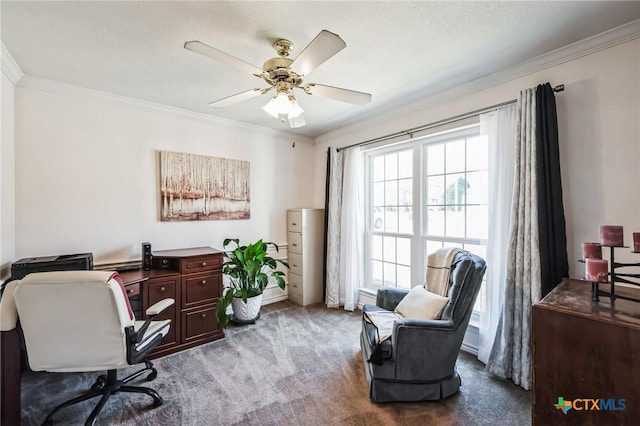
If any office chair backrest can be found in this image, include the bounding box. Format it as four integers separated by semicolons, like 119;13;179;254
14;270;135;373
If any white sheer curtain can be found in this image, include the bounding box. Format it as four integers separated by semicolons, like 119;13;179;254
326;147;364;311
485;88;541;390
478;104;516;364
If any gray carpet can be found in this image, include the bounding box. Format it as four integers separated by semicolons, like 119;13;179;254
21;301;530;425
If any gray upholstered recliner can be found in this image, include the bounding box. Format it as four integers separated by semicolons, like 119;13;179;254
360;250;486;402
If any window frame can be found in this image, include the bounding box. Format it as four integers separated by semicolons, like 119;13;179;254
364;124;487;312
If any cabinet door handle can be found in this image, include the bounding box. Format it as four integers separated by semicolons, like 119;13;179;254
201;280;207;285
201;313;207;319
160;286;166;292
201;261;207;267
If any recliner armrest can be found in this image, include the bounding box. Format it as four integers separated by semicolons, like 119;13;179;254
376;288;409;311
146;298;174;316
394;317;455;330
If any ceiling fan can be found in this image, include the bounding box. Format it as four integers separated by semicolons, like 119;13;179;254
184;30;372;128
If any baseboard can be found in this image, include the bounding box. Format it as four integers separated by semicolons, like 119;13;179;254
262;294;289;305
461;325;479;356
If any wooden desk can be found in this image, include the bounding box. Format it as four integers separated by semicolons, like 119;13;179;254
532;278;640;425
1;322;21;426
119;247;225;358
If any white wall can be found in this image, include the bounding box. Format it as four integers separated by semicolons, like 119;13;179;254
315;38;640;282
14;85;315;265
1;65;17;283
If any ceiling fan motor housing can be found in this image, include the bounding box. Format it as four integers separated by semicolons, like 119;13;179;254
273;39;294;57
262;56;303;86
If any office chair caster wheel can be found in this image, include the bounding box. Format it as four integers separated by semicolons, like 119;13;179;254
91;374;107;390
146;368;157;381
152;397;163;408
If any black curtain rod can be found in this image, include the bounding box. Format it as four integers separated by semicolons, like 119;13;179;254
337;84;565;152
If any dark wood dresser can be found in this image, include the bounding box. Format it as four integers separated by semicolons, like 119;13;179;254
532;278;640;425
119;246;224;358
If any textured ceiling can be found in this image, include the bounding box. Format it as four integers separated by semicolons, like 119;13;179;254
3;1;640;138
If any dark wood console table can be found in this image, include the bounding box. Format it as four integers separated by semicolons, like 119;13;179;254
532;278;640;425
0;246;224;425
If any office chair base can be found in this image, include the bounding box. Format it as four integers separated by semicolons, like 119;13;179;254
42;362;162;426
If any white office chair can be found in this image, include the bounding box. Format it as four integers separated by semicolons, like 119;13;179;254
1;270;174;426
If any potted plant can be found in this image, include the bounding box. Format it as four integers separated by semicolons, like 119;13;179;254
215;238;289;326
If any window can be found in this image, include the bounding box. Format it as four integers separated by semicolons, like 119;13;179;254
370;150;413;289
366;125;488;312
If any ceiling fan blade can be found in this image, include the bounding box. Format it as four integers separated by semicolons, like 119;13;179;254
303;83;371;106
290;30;346;76
184;41;263;76
208;88;267;108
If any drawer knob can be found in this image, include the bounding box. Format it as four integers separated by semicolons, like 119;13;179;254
201;313;207;319
201;280;207;285
201;261;207;267
292;222;297;226
292;243;297;247
160;286;166;292
127;289;133;294
293;264;298;268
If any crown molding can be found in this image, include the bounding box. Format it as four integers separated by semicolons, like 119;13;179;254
317;19;640;144
1;43;24;85
16;75;309;141
491;18;640;84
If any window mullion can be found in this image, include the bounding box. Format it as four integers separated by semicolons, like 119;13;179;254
411;143;423;288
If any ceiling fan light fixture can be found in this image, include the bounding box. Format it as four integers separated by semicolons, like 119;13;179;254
288;94;304;118
262;90;305;127
287;93;305;128
288;113;306;129
262;91;289;118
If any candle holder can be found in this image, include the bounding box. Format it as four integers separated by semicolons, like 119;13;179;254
581;227;640;304
585;245;640;303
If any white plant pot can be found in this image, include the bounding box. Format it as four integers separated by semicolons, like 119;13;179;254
231;293;263;321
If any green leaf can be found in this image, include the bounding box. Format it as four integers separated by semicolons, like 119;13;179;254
215;288;235;327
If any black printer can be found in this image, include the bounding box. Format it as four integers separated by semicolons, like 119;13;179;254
11;253;93;280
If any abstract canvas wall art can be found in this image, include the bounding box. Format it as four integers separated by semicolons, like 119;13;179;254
160;151;250;221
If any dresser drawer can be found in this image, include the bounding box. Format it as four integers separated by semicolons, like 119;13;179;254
288;232;303;254
182;272;221;308
146;277;179;348
147;277;178;306
183;254;222;274
124;282;140;298
287;210;302;232
288;252;303;276
182;305;219;342
288;272;303;296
